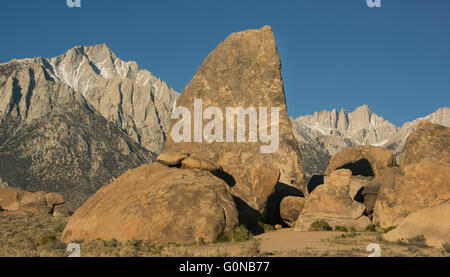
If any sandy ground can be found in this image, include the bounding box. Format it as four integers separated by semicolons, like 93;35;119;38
176;228;448;257
0;211;447;257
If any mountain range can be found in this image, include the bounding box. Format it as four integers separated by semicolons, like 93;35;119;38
293;105;450;179
0;44;178;209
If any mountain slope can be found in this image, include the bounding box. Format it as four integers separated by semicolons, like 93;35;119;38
46;44;179;154
0;45;176;209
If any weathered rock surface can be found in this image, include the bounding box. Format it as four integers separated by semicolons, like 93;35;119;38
373;161;450;228
383;201;450;248
348;176;376;201
294;185;371;231
248;163;280;215
61;163;238;244
156;152;189;167
181;156;222;172
327;169;352;187
386;107;450;162
373;122;450;228
0;187;66;216
53;205;72;217
325;145;397;178
164;26;307;199
280;196;306;227
401;120;450;166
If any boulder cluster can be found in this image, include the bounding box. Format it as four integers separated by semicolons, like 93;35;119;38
56;26;450;249
61;26;306;244
293;120;450;248
0;187;70;217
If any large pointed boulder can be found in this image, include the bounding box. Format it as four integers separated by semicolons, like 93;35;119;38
164;26;307;216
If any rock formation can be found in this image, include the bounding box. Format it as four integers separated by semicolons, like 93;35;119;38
401;120;450;166
383;201;450;248
163;26;307;226
280;196;306;227
61;162;238;244
385;107;450;161
325;145;397;178
294;184;371;231
373;121;450;228
0;187;67;216
164;26;306;193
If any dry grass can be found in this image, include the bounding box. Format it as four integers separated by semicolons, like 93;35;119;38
0;211;68;257
0;211;448;257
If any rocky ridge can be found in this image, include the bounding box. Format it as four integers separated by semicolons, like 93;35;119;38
293;106;450;178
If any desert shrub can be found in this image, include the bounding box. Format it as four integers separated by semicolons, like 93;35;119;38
197;238;206;246
364;225;376;232
46;240;67;251
340;232;358;238
215;233;232;243
408;235;427;248
383;226;397;233
441;242;450;253
106;238;118;248
216;225;252;243
310;220;332;231
262;224;275;233
38;234;57;246
334;226;348;232
233;225;252;242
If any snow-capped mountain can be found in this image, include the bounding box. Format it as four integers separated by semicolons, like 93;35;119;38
1;44;179;155
0;44;178;208
293;106;450;178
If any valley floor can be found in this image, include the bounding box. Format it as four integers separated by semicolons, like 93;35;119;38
0;211;448;257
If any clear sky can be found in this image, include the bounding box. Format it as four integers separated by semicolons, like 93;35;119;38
0;0;449;126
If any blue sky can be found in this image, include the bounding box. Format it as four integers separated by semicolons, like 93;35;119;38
0;0;449;126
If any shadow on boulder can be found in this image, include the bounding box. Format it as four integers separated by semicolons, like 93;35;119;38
212;170;236;188
265;182;304;227
307;175;324;193
233;196;264;235
337;158;375;177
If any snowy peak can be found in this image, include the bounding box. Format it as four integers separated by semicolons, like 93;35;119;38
296;105;397;146
0;44;179;155
293;105;450;175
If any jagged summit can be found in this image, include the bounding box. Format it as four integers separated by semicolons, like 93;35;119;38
297;105;397;146
293;106;450;177
0;44;179;154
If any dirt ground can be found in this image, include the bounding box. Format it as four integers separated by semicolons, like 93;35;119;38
181;229;448;257
0;212;448;257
